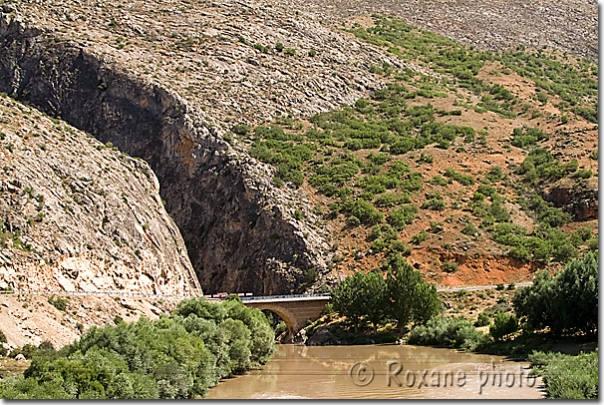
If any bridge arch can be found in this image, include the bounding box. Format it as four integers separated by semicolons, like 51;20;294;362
250;303;300;336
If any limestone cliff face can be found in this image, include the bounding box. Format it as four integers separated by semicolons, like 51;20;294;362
0;94;201;295
0;13;337;295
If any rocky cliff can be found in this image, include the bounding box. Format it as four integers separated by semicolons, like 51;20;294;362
0;0;404;294
0;93;201;295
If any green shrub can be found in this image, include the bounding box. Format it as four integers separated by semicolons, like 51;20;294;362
346;215;361;227
421;191;446;211
386;205;418;230
474;313;491;327
485;166;503;182
461;222;479;236
444;168;475;186
417;152;434;164
48;296;68;311
342;199;383;225
429;175;450;186
374;192;409;208
429;221;444;233
408;316;488;351
442;260;458;273
511;126;549;148
489;312;518;341
410;230;428;245
231;124;250;136
529;349;598;399
536;91;548;105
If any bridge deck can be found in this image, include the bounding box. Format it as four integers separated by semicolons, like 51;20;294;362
239;294;331;303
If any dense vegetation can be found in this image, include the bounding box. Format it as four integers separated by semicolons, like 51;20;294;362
0;296;275;399
331;253;441;334
513;250;598;336
407;250;597;366
529;349;598;399
407;316;488;351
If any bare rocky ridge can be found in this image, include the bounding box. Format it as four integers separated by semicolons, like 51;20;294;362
0;94;201;296
293;0;598;62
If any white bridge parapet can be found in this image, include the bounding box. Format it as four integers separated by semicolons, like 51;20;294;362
238;294;331;303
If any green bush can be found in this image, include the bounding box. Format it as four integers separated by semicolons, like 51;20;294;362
444;168;475;186
429;221;444;233
231;124;250;136
461;222;479;236
408;316;489;351
421;191;446;211
386;204;418;230
48;296;68;311
410;230;428;245
489;312;518;341
0;298;276;399
474;312;491;327
513;250;598;336
342;199;383;225
346;215;361;227
374;192;409;208
529;349;598;399
441;260;458;273
429;175;450;186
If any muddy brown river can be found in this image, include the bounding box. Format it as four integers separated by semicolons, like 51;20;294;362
206;344;544;399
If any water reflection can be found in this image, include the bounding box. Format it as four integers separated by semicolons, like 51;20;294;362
206;344;544;399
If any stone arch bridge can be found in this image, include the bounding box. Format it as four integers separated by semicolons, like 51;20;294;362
239;294;331;336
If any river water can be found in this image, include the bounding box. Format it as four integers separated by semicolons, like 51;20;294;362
206;344;544;399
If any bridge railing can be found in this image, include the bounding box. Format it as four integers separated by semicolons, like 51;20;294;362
239;293;331;302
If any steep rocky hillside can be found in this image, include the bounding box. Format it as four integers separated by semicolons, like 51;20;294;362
0;0;598;298
0;0;397;295
0;94;201;295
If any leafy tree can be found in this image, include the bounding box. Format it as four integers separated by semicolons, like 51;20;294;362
363;271;388;334
384;254;441;332
331;272;370;334
513;250;598;336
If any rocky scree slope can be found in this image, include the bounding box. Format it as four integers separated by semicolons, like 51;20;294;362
0;0;408;294
0;94;201;295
